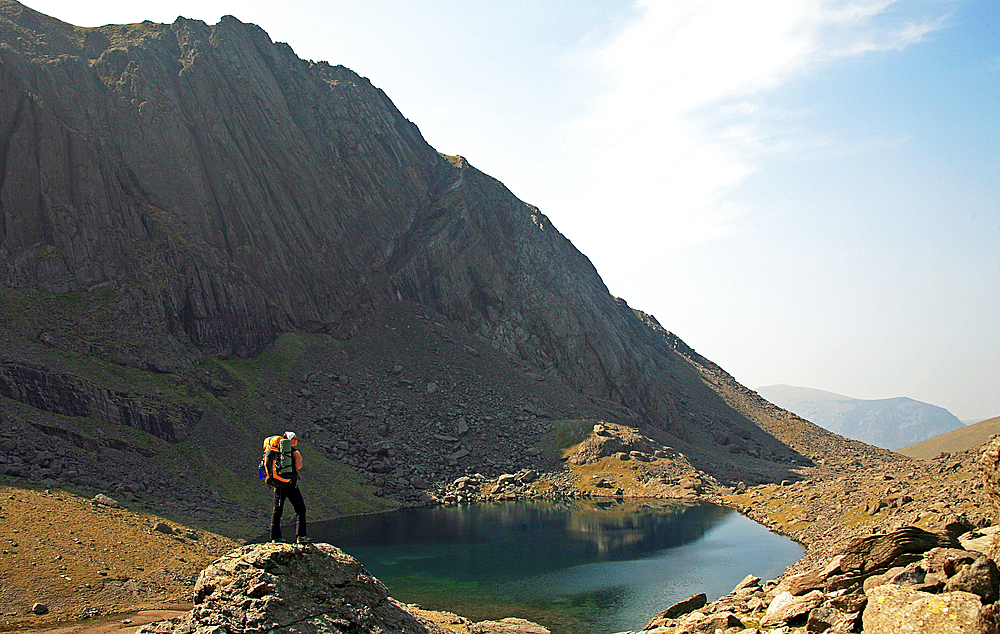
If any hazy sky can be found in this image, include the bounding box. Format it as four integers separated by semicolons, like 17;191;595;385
25;0;1000;421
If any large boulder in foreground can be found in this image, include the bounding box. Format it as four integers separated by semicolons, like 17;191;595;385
863;585;995;634
138;542;450;634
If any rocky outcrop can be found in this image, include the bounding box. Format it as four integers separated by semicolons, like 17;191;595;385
629;441;1000;634
567;423;662;465
632;525;999;633
138;542;449;634
0;362;195;441
138;542;549;634
981;436;1000;517
862;585;995;634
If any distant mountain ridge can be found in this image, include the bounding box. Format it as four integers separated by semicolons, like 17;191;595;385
755;384;964;450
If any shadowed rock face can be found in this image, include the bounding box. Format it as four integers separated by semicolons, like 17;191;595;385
0;1;440;356
0;363;195;441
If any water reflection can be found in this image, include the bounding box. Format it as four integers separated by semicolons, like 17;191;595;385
312;499;802;634
317;500;725;577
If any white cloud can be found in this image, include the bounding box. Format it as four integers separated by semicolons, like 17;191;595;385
557;0;950;252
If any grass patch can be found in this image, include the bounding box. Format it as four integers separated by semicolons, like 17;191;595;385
0;285;114;329
541;419;600;459
0;287;384;530
209;332;343;391
569;456;651;496
839;504;876;529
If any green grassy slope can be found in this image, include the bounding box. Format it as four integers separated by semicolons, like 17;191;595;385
0;285;394;535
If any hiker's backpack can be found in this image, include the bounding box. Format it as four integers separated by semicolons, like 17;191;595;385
260;435;295;487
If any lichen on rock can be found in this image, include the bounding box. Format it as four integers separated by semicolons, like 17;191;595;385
139;542;452;634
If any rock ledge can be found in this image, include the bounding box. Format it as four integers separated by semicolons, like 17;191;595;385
139;542;450;634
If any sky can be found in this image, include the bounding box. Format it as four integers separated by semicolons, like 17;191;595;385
24;0;1000;421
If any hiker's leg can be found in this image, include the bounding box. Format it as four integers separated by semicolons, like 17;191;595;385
270;487;286;541
288;486;307;537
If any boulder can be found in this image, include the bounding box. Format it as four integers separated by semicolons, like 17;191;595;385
777;570;828;596
760;589;823;628
468;618;550;634
671;610;742;634
838;526;961;576
137;542;451;634
863;562;940;594
731;574;761;594
943;554;1000;603
566;424;659;465
806;604;860;633
91;494;119;508
925;547;983;577
862;585;997;634
642;592;706;629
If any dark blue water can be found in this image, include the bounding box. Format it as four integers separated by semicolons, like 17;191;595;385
312;499;802;634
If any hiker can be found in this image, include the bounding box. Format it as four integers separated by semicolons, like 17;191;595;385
262;431;310;543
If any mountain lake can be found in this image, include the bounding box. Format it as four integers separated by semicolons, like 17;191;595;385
311;499;803;634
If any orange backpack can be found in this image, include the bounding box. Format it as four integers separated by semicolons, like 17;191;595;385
260;435;297;487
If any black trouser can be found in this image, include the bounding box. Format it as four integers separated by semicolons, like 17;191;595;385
270;484;307;541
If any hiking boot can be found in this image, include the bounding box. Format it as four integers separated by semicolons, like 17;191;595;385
296;536;312;544
270;539;284;543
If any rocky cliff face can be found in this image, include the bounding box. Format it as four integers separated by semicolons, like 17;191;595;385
0;0;875;521
0;0;670;416
1;0;441;356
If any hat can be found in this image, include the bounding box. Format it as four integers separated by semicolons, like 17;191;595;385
284;431;297;446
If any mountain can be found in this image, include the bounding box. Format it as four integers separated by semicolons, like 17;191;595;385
897;415;1000;460
0;1;882;533
755;384;964;450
